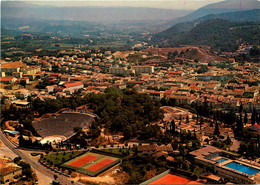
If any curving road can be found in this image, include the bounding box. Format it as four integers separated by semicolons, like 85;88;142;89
0;131;84;185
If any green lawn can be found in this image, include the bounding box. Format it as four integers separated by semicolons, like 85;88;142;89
42;151;84;165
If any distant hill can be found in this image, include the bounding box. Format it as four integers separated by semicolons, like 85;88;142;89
153;19;260;51
1;1;192;23
196;9;260;23
157;9;260;37
144;46;225;62
1;17;98;37
168;0;260;26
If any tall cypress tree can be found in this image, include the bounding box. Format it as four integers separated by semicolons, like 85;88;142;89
171;119;175;135
18;135;25;147
214;121;220;136
256;112;260;124
237;114;244;133
244;112;248;124
251;109;256;126
193;129;197;140
239;103;243;113
226;135;231;145
186;115;189;123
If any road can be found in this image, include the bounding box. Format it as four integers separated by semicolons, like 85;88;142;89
0;131;84;185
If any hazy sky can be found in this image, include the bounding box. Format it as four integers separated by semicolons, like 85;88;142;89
2;0;225;10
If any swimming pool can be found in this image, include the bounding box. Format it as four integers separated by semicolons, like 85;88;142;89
216;158;228;163
224;161;260;176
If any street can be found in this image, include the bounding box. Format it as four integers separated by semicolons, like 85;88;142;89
0;131;84;185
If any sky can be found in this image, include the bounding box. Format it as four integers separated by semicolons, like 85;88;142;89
1;0;225;10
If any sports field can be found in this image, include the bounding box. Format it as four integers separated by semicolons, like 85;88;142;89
149;173;203;185
69;155;98;167
86;159;115;172
62;151;120;176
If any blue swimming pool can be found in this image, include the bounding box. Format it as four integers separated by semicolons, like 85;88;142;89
216;158;228;163
224;162;260;176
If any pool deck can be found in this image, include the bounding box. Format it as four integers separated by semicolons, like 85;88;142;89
216;159;260;179
211;156;227;163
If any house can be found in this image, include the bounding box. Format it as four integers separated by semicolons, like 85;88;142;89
18;90;30;99
243;87;259;98
137;144;173;155
11;101;30;107
189;145;259;184
147;91;164;100
21;66;41;75
45;85;57;93
1;62;26;74
0;77;17;84
133;66;154;74
137;145;157;154
63;81;84;91
3;95;16;101
20;77;29;84
56;92;66;97
60;75;71;82
0;157;22;184
13;72;23;78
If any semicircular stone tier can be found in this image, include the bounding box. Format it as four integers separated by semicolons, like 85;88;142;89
33;112;93;138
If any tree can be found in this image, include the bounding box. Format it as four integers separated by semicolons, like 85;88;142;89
22;168;33;178
226;135;231;145
214;122;220;136
186;115;189;123
20;80;26;87
14;157;22;164
18;135;26;147
171;119;175;135
193;129;197;140
197;65;209;74
54;174;58;180
168;98;176;106
160;97;168;106
237;114;243;133
244;112;248;124
73;127;82;133
239;103;243;113
251;109;256;126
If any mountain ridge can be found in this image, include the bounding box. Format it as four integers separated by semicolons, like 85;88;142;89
1;2;192;23
152;19;260;52
167;0;260;27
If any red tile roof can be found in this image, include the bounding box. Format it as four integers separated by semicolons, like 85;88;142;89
1;62;26;68
0;165;21;176
64;82;83;88
0;77;15;81
254;124;260;129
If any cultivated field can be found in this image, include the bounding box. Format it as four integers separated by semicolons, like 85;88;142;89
62;151;120;176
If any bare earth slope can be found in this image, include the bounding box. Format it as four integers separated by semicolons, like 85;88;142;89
144;46;225;63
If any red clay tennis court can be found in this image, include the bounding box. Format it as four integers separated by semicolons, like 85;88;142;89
69;155;98;167
86;159;115;172
149;173;203;185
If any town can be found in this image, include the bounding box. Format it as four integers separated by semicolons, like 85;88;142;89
0;44;260;185
1;0;260;185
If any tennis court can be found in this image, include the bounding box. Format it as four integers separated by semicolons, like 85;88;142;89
148;173;203;185
62;151;120;176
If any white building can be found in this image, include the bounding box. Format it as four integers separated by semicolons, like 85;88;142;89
133;66;154;74
109;67;134;76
